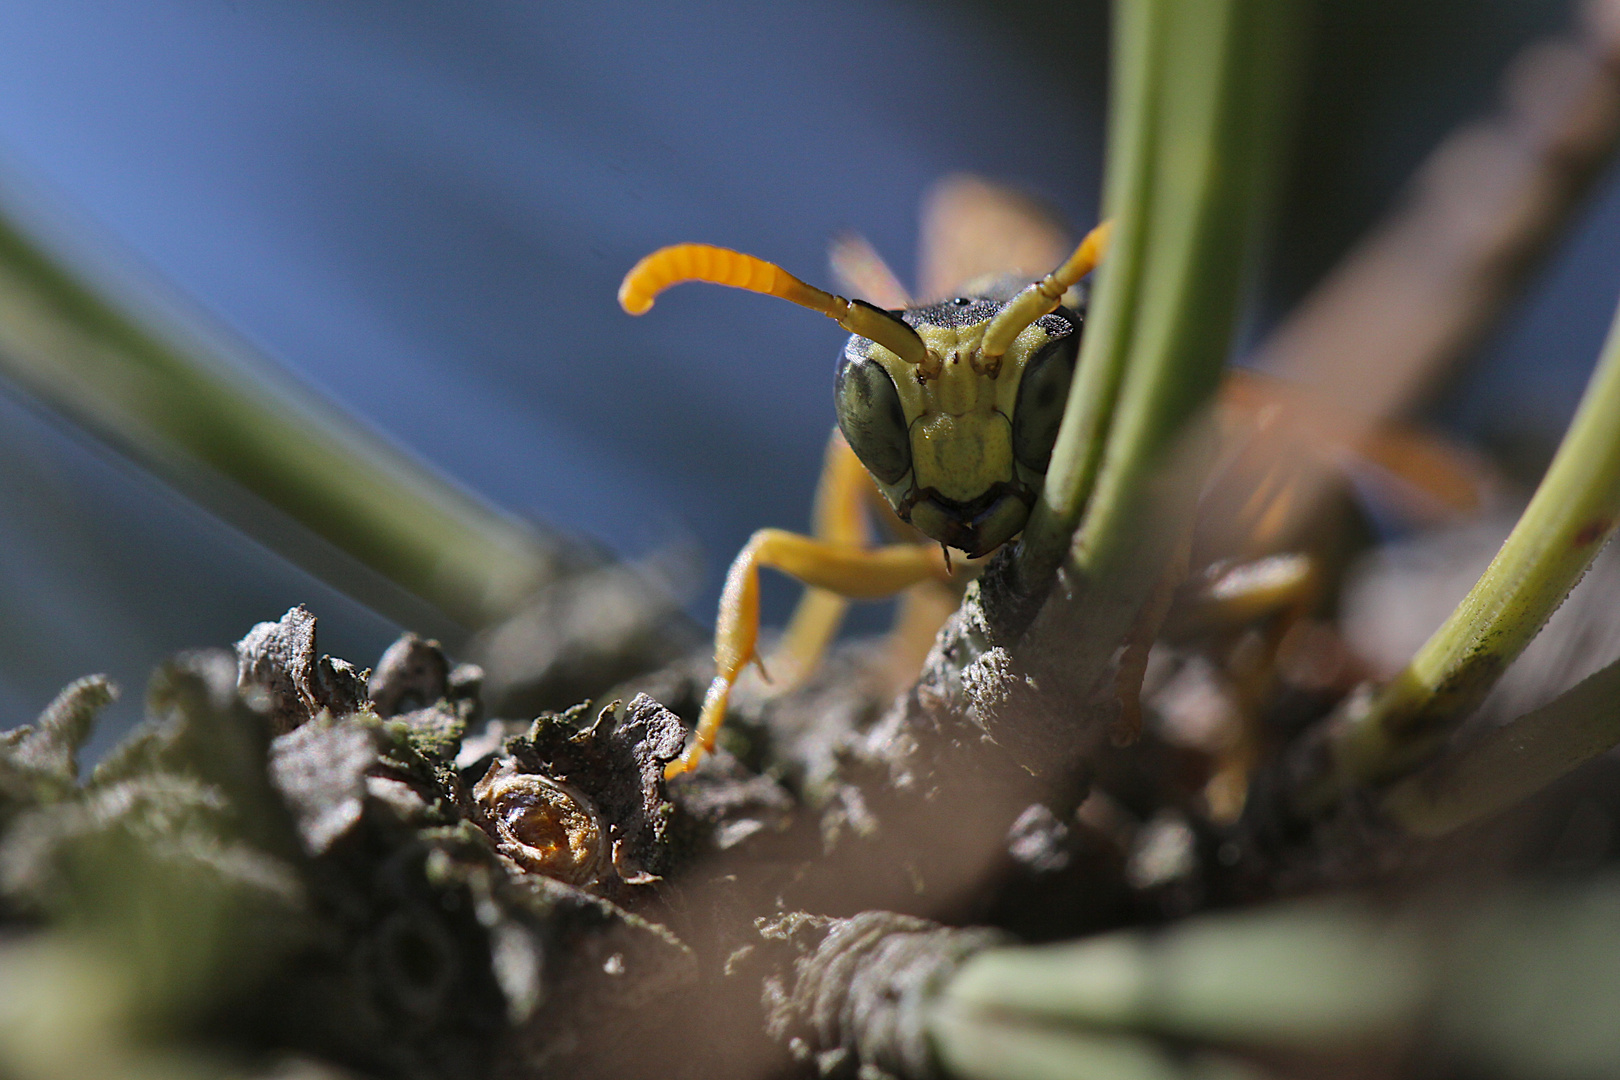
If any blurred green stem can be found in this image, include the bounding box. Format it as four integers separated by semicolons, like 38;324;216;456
931;1016;1267;1080
1305;291;1620;810
0;178;568;636
935;903;1427;1053
932;880;1620;1079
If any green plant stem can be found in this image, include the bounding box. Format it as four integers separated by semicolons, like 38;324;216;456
1022;0;1302;600
1305;292;1620;810
1064;0;1299;588
930;1014;1267;1080
1000;0;1302;701
0;177;568;635
934;903;1427;1052
1013;0;1161;592
932;881;1620;1079
1384;654;1620;837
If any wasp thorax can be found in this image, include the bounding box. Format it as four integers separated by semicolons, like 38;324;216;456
474;761;606;885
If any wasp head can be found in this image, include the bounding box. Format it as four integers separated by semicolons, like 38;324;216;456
834;295;1082;557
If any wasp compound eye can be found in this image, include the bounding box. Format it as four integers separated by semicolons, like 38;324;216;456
1012;333;1079;473
835;354;911;485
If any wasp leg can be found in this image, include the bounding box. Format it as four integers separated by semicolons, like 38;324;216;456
669;530;950;779
1174;553;1319;637
1113;531;1193;747
879;580;964;698
1172;553;1320;822
764;431;875;691
771;430;971;709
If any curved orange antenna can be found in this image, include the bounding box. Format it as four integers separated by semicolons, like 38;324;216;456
619;243;938;374
979;220;1113;372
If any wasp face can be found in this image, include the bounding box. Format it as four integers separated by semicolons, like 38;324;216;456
834;296;1082;557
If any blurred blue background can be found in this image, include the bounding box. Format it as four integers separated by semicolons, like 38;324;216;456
0;0;1613;747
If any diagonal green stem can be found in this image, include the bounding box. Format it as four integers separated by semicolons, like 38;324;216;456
0;177;569;636
932;1014;1267;1080
934;902;1428;1053
1303;291;1620;810
932;881;1620;1078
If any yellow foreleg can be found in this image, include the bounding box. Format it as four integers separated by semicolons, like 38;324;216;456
667;530;949;779
765;432;874;690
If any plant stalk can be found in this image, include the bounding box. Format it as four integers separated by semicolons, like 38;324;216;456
935;903;1427;1051
1302;290;1620;810
990;0;1304;728
1012;0;1162;593
0;174;572;637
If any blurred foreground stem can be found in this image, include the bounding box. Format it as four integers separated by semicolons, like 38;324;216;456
0;176;568;636
931;880;1620;1080
935;903;1427;1057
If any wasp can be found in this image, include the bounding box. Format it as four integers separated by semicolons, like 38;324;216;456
620;178;1487;785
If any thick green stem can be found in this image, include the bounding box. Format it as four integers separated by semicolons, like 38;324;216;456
931;1015;1266;1080
1306;291;1620;809
1065;0;1297;586
1000;0;1303;702
935;903;1427;1053
0;179;568;635
1013;0;1162;591
931;882;1620;1079
1030;0;1303;596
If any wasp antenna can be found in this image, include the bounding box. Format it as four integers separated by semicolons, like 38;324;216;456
619;242;936;372
980;219;1112;368
619;243;821;315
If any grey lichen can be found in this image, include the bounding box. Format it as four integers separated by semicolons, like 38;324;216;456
0;609;698;1080
763;911;1009;1080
